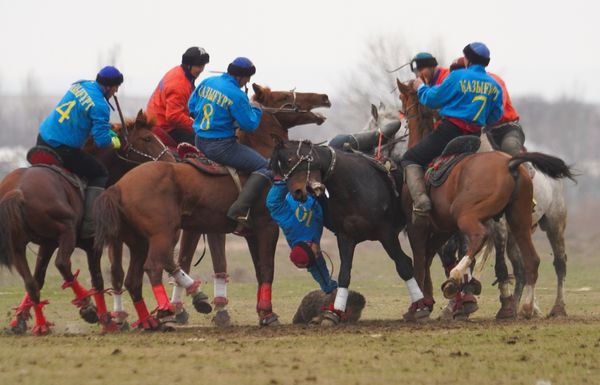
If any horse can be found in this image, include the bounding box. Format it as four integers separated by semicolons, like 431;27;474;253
439;144;571;319
95;85;331;329
395;79;575;318
270;138;431;325
0;110;174;335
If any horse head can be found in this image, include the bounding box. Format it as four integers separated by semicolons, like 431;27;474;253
114;110;176;163
396;79;435;148
252;83;331;129
270;137;327;202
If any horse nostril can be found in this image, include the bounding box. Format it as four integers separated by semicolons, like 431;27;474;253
322;95;330;105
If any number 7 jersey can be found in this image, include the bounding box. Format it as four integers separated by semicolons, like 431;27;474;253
39;80;113;149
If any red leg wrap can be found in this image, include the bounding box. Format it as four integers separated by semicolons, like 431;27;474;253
131;300;159;330
32;300;52;335
213;296;229;306
61;270;92;307
152;284;174;312
257;283;272;312
14;293;33;316
93;290;108;316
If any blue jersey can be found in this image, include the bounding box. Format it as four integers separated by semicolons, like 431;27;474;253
189;74;262;139
39;81;113;149
417;65;503;126
266;182;323;248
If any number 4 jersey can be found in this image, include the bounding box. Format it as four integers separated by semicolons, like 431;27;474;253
416;64;504;129
39;80;113;149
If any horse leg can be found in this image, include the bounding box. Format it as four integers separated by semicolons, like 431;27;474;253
124;239;160;331
207;233;231;327
491;219;516;319
379;231;430;321
444;215;488;299
542;215;568;317
406;225;429;297
246;226;279;326
506;192;540;319
83;242;118;333
9;243;54;335
108;241;129;329
55;228;97;323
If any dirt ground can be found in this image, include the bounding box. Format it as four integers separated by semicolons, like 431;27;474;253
1;232;599;385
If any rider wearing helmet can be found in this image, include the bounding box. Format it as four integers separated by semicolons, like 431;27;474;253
37;66;124;238
401;42;504;224
147;47;210;146
189;57;269;226
411;52;450;86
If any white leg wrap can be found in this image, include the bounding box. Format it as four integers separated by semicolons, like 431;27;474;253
452;255;473;282
499;281;512;298
405;278;424;303
113;293;123;312
333;288;349;312
172;269;195;288
171;285;185;303
214;277;227;298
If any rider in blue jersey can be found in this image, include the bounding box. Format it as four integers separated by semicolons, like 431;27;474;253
37;66;124;238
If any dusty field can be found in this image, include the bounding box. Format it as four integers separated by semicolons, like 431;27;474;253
1;232;600;385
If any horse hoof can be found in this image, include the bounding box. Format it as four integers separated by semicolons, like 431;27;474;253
117;321;130;332
548;305;567;318
259;313;280;327
212;310;231;327
441;279;460;299
192;293;213;314
438;303;455;321
80;304;99;324
519;304;534;319
8;316;28;335
454;300;479;319
32;323;52;336
175;308;190;325
320;310;341;327
158;321;177;332
495;296;516;320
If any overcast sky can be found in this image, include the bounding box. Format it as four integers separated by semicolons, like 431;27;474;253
1;0;598;103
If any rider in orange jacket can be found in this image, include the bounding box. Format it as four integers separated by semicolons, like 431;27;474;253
146;47;210;145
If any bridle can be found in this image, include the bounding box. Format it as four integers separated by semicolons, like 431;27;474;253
114;127;170;165
260;88;315;114
280;141;337;184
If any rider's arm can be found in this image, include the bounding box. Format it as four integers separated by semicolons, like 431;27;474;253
230;92;263;132
89;102;113;148
486;82;504;125
266;182;292;223
417;71;460;110
164;83;194;132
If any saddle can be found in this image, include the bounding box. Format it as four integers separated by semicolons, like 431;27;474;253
26;146;86;197
425;136;480;188
177;143;242;192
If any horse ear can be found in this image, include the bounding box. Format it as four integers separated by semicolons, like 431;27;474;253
253;83;265;103
371;103;379;121
135;109;146;129
396;78;410;95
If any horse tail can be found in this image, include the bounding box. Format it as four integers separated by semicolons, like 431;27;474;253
0;189;26;269
476;227;496;275
94;186;122;252
508;152;576;182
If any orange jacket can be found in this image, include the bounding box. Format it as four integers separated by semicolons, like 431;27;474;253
488;73;519;124
146;66;194;133
431;67;450;86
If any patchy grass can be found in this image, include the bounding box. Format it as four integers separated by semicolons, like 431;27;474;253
1;233;599;385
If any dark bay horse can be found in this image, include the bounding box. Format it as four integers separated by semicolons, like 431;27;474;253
270;139;431;325
95;86;331;329
0;111;174;335
395;79;575;318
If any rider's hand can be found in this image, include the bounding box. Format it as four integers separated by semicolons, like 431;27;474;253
109;130;121;149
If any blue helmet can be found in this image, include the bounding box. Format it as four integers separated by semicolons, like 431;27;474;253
96;66;124;87
227;57;256;77
463;42;490;67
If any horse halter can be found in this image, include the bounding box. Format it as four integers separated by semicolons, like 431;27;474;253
280;142;336;185
114;129;170;164
261;88;311;114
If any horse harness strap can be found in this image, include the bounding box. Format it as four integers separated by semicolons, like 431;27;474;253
226;166;243;193
31;164;86;198
322;147;336;182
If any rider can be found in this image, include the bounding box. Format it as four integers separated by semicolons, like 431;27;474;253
411;52;450;86
37;66;124;238
451;57;524;156
147;47;210;146
401;42;504;224
189;57;270;226
266;179;338;294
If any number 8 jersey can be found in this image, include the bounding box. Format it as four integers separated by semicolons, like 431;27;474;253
39;80;113;149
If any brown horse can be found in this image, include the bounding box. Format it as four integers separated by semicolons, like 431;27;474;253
95;85;331;329
396;79;574;318
0;111;174;335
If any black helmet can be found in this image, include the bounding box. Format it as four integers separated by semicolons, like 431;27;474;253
182;47;210;66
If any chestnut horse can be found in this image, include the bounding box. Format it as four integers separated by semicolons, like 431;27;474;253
95;85;331;328
0;111;174;335
396;79;574;318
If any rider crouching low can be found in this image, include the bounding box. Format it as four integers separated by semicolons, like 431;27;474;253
189;57;271;227
401;42;504;225
37;66;124;239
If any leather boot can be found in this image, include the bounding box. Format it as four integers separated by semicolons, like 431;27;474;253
404;164;431;225
80;186;104;239
227;172;271;227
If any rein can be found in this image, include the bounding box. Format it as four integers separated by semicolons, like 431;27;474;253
281;142;336;183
